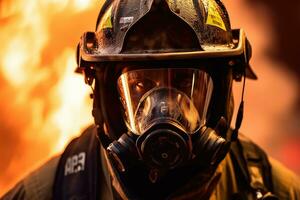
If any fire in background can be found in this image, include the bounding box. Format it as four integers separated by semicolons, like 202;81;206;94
0;0;299;196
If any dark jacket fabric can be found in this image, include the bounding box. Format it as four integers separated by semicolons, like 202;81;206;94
2;126;300;200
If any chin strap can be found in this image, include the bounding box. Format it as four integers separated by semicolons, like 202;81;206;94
232;73;246;141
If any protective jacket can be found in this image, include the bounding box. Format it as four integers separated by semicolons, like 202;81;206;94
2;125;300;200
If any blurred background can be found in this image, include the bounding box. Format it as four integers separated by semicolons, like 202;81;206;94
0;0;299;196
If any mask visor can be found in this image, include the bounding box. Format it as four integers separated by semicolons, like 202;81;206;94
117;68;213;135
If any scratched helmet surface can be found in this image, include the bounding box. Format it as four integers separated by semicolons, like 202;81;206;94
95;0;233;54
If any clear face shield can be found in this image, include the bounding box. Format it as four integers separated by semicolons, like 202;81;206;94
117;68;214;135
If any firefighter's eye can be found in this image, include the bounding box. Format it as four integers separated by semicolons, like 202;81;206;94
133;79;156;93
135;82;144;91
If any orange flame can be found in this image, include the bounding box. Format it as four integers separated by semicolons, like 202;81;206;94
0;0;100;194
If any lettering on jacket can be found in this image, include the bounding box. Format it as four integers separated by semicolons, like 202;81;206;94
64;152;86;176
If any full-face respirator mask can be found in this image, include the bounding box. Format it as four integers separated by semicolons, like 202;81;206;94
106;68;231;181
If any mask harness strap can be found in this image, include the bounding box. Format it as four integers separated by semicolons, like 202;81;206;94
84;67;112;149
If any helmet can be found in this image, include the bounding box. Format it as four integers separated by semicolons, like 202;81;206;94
77;0;255;198
78;0;254;138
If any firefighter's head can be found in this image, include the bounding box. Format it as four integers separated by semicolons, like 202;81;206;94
77;0;255;197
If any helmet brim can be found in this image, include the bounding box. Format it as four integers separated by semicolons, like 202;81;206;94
77;29;257;80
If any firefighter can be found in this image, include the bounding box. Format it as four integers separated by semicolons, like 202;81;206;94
2;0;300;199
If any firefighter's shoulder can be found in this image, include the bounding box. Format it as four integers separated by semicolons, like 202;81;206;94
1;125;96;200
270;157;300;199
1;155;59;200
